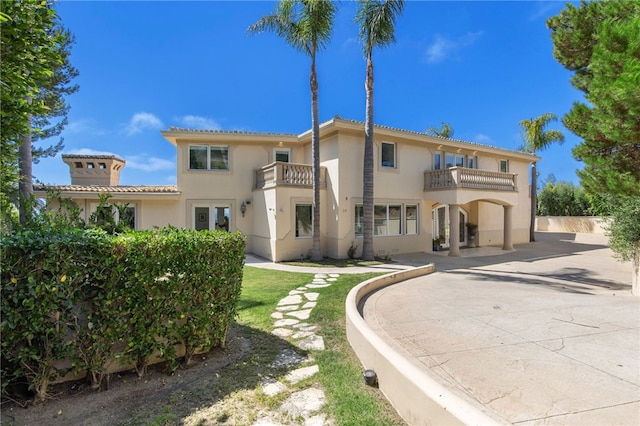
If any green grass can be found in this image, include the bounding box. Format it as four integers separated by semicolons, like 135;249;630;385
237;267;313;329
239;267;405;425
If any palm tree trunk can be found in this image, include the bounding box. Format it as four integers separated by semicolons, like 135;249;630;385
361;55;375;261
530;161;537;242
18;113;33;226
310;55;322;261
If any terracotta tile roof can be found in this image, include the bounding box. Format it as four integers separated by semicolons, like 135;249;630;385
166;127;297;137
165;116;538;159
62;154;125;161
34;184;180;194
329;116;537;157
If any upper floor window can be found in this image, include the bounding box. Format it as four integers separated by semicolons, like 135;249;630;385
500;159;509;173
381;142;396;168
434;151;442;170
445;153;454;168
275;148;290;163
435;150;477;170
189;145;229;170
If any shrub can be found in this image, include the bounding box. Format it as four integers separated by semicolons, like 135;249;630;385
1;227;245;399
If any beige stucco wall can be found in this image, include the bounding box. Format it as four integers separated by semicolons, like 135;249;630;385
44;197;182;230
535;216;609;234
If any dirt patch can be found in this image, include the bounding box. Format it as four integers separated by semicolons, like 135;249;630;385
2;325;254;425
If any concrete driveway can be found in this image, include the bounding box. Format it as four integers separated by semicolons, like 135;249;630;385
363;232;639;425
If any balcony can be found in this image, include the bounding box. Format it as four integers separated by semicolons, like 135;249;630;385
424;168;517;192
255;162;327;190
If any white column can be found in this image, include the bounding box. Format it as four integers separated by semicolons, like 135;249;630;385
449;204;460;257
503;205;513;251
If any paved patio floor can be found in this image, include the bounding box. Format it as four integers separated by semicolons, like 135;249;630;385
362;232;639;425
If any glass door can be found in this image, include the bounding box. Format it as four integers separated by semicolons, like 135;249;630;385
432;205;468;248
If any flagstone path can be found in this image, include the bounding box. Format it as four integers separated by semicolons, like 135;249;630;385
253;273;340;426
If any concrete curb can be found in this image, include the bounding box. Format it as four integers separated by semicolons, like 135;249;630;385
345;265;508;426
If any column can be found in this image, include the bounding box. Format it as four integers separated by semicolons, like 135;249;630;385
449;204;460;257
503;205;513;251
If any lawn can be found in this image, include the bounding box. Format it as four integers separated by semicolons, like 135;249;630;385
233;266;406;425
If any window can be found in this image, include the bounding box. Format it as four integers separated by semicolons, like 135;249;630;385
189;145;229;170
120;206;136;230
275;148;290;163
374;204;402;236
355;205;364;236
355;204;413;237
405;205;418;235
295;204;312;238
445;153;454;168
193;205;230;231
455;155;465;168
189;146;208;170
381;142;396;168
500;159;509;173
467;156;477;169
434;151;442;170
91;203;136;230
210;146;229;170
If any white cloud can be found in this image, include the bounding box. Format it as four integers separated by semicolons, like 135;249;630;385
66;119;106;136
341;37;359;51
474;133;491;144
175;115;221;130
425;31;483;64
125;112;164;136
529;1;560;21
124;154;174;172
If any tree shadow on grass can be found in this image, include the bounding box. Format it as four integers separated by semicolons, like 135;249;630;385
1;323;309;426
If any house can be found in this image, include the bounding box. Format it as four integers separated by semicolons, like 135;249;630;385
36;116;539;261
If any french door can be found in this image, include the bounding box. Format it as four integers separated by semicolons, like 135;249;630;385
194;205;230;231
432;205;468;248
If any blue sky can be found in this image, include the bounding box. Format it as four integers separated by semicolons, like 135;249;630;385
34;0;583;187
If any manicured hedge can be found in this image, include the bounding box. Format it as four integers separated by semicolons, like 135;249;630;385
1;227;245;400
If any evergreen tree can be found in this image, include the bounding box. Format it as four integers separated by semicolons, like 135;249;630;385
0;1;79;228
547;0;640;197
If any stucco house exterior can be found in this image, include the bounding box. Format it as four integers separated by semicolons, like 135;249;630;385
36;116;539;261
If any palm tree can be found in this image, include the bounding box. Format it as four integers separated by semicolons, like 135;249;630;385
249;0;336;261
426;122;454;138
356;0;405;261
520;113;565;242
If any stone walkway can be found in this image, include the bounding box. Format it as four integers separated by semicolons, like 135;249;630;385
253;273;341;426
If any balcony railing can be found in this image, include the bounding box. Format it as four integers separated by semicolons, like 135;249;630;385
255;162;327;190
424;167;517;192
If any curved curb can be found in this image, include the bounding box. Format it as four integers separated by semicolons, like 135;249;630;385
345;265;508;426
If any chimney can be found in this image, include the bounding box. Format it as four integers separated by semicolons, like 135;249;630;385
62;154;126;186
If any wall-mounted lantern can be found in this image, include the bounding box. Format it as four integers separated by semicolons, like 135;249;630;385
240;201;246;217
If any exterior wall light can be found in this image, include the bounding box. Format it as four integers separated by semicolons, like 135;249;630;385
240;201;246;217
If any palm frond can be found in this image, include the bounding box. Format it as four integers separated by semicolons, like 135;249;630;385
249;0;335;57
520;112;564;153
356;0;405;56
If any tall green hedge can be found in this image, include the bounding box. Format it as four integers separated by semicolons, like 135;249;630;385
1;227;245;400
